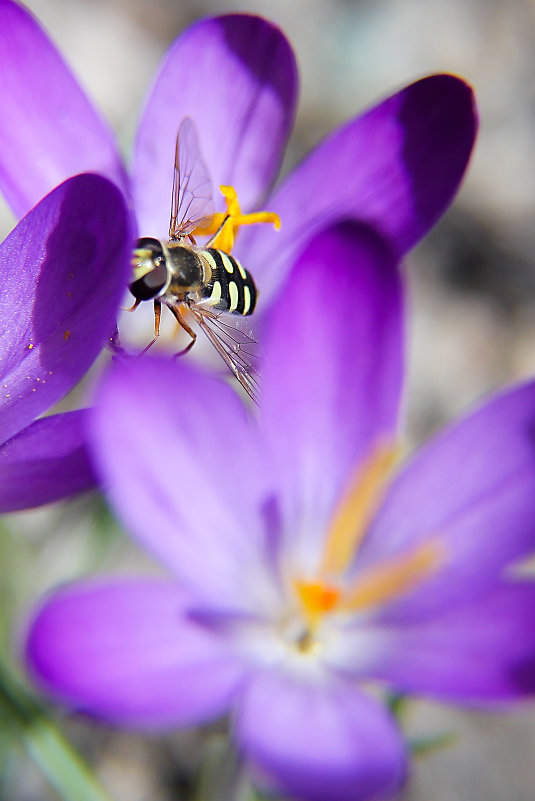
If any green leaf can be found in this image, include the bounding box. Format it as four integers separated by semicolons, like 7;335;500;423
410;730;458;757
0;663;116;801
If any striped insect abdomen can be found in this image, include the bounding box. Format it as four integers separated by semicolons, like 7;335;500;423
199;248;257;315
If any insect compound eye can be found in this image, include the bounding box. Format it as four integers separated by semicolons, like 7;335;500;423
130;238;168;300
136;237;163;256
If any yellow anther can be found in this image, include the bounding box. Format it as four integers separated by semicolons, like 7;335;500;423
320;442;401;578
340;540;445;613
192;184;280;254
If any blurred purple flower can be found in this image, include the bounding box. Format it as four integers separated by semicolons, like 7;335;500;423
0;1;477;308
0;174;132;512
26;221;535;801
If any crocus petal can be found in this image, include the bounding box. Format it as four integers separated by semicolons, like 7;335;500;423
260;222;403;565
0;173;133;445
361;582;535;702
241;74;476;304
26;578;248;729
134;14;297;237
358;380;535;619
235;670;407;801
0;0;127;218
0;410;96;512
90;357;277;613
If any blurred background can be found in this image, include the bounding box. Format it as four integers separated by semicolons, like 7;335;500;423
2;0;535;799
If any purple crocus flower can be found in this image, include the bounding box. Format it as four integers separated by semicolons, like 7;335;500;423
0;1;476;311
27;220;535;801
0;2;477;514
0;173;132;512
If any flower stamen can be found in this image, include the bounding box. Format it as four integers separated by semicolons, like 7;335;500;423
320;441;401;577
340;539;445;612
291;443;445;635
192;185;280;253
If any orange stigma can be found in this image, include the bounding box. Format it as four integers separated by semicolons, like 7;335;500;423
294;579;340;627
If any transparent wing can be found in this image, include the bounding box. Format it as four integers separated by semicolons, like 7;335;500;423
188;304;261;406
169;117;215;240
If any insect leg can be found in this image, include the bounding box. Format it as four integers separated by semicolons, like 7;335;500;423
154;299;162;336
122;298;141;312
205;214;230;247
139;300;162;356
168;305;197;357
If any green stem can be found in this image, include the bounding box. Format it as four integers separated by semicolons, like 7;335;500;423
0;663;115;801
386;691;408;720
410;730;458;757
193;733;266;801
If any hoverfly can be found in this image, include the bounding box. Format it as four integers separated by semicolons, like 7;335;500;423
129;117;263;404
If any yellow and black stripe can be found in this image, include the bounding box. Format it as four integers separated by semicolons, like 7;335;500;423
200;248;257;315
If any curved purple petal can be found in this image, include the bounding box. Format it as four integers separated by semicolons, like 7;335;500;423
89;357;278;613
357;380;535;619
133;14;297;238
260;222;403;563
0;173;133;445
0;0;127;218
234;669;407;801
0;409;96;512
241;74;477;304
26;578;248;729
366;582;535;701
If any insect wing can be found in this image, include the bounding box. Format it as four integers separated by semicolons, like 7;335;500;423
169;117;215;240
189;305;261;405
